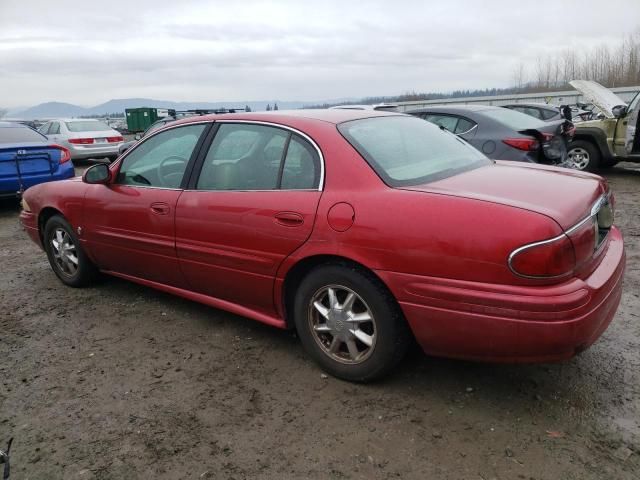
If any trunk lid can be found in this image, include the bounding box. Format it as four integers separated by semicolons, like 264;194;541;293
399;161;606;230
0;143;61;180
569;80;627;119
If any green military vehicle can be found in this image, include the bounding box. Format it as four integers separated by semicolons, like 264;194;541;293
567;80;639;171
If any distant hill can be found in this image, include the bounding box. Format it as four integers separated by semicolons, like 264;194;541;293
7;97;357;119
11;101;89;119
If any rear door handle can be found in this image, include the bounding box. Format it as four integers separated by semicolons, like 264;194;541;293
150;202;170;215
275;211;304;226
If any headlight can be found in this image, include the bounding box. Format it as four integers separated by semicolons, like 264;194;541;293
20;197;32;212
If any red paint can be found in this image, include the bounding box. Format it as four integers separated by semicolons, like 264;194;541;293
20;109;626;363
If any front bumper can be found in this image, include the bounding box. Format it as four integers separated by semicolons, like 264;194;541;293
376;227;625;362
20;209;42;249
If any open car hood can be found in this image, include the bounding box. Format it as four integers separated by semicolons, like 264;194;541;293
570;80;627;119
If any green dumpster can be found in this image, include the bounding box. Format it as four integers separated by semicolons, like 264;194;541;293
125;107;171;133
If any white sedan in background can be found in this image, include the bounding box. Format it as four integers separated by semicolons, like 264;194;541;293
38;119;124;162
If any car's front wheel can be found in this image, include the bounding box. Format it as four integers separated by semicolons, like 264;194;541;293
567;140;601;171
44;215;98;287
293;264;411;382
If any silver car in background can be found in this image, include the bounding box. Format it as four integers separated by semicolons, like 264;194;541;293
38;119;123;162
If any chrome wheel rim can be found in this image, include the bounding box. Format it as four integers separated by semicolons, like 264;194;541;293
50;227;78;277
567;147;590;170
308;285;377;364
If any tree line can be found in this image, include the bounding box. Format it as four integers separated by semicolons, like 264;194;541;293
306;30;640;108
512;30;640;92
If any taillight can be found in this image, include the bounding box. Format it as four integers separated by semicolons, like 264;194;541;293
508;235;576;278
69;138;94;144
50;144;72;163
107;136;124;143
502;137;539;151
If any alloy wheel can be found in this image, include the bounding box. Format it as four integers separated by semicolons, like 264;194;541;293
50;227;78;277
567;147;590;170
308;285;377;364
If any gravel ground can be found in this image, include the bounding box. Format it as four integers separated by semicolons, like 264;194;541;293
1;161;639;479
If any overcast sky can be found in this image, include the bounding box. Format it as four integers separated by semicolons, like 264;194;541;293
1;0;639;108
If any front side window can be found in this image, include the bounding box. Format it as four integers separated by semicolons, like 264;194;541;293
197;123;320;190
338;116;490;187
116;124;206;188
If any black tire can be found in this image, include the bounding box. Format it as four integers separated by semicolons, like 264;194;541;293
600;158;619;169
43;215;98;287
567;140;601;172
293;263;411;382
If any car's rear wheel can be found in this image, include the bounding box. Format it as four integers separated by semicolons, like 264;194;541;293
44;215;97;287
293;264;410;382
567;140;600;172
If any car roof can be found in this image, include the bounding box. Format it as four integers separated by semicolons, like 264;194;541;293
407;104;502;114
503;103;559;110
0;121;29;128
171;109;404;127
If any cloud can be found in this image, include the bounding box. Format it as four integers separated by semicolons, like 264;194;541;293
0;0;638;107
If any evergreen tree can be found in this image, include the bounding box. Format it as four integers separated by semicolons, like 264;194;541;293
273;103;279;111
266;104;272;111
245;105;252;112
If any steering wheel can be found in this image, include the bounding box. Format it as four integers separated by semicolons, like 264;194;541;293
158;155;187;187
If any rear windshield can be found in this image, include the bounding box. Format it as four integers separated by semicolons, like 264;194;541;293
338;116;490;187
0;126;47;143
65;121;111;132
482;108;547;130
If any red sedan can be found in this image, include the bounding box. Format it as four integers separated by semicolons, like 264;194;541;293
19;110;625;381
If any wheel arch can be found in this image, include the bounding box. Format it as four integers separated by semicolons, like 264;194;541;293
571;128;613;162
281;254;401;329
38;206;64;244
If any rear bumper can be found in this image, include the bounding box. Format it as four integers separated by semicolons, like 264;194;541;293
376;227;625;362
0;162;74;196
68;143;121;159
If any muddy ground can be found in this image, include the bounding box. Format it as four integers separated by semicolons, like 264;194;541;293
1;161;639;479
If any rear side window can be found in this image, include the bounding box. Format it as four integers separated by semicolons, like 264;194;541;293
454;118;476;134
540;108;558;120
482;108;546;130
424;115;458;132
339;116;490;187
49;122;60;134
197;123;320;191
0;126;47;143
65;121;111;132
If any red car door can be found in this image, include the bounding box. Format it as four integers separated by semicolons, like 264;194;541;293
82;123;208;287
175;122;323;315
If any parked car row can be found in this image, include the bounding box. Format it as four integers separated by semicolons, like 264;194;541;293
19;107;626;381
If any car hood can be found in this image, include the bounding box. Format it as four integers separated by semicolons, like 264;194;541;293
570;80;627;119
399;161;606;230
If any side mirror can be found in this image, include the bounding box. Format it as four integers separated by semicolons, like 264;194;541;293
135;134;141;140
83;163;111;184
612;105;627;118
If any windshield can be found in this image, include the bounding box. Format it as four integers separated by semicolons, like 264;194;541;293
65;121;112;132
0;126;47;143
481;108;547;130
338;116;490;187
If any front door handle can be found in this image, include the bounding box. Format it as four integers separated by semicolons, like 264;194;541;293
275;211;304;226
150;202;170;215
